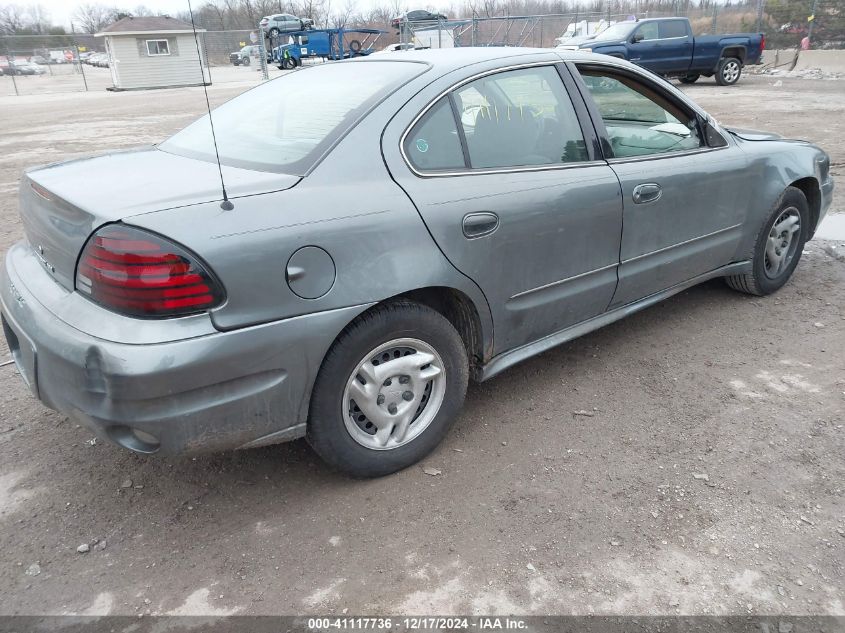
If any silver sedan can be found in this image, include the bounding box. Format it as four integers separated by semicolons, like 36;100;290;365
1;49;833;477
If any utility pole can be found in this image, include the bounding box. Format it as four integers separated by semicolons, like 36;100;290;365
755;0;766;33
807;0;820;44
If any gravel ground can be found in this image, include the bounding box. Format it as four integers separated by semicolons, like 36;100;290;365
0;73;842;617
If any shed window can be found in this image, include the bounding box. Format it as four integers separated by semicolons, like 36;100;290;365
146;39;170;56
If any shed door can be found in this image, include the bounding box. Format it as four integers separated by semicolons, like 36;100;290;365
105;38;119;87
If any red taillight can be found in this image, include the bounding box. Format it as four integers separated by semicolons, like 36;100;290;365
761;34;766;51
75;225;224;318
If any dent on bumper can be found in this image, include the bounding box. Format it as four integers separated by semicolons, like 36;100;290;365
0;243;370;455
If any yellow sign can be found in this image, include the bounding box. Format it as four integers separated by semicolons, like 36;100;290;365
239;41;246;46
78;46;87;51
808;14;815;21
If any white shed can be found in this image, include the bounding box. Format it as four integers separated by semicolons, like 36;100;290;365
96;16;209;91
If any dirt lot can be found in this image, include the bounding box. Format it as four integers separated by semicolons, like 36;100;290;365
0;73;843;617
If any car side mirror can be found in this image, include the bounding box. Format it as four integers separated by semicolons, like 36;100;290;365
300;36;309;44
703;116;728;148
632;33;644;43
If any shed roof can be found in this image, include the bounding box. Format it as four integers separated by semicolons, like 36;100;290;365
96;15;205;36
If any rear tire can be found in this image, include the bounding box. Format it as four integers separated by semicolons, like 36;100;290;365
725;187;809;296
679;73;700;84
716;57;742;85
307;301;469;478
241;56;250;66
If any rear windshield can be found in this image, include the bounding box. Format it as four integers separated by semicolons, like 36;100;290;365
159;61;423;174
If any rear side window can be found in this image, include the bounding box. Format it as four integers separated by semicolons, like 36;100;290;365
453;66;587;169
404;98;466;171
659;20;688;39
161;61;423;174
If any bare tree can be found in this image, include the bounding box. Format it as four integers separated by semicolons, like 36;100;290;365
0;3;27;34
329;0;355;28
132;4;154;16
73;3;115;33
26;3;50;33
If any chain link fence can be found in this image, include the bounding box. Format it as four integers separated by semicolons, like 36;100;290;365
3;3;843;96
0;31;282;97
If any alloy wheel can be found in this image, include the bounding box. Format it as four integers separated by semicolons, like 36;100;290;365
722;60;740;83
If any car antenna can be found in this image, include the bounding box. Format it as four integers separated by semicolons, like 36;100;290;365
186;0;234;211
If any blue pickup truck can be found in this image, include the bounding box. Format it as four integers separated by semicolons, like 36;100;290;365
559;17;765;86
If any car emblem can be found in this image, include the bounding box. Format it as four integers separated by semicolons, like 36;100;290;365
35;245;56;274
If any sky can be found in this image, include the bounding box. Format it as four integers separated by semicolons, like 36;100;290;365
33;1;192;30
29;0;431;30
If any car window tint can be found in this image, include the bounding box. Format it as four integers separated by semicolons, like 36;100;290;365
659;20;688;38
636;22;659;40
579;69;702;158
454;66;587;169
404;97;465;171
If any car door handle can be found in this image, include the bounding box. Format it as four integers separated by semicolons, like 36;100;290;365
462;212;499;239
632;183;662;204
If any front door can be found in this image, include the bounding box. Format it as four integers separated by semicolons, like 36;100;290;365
385;63;623;355
628;20;693;75
573;63;750;307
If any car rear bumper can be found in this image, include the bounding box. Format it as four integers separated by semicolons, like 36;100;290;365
1;241;369;456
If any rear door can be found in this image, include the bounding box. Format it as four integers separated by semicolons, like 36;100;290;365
383;59;623;355
570;62;749;307
657;19;694;74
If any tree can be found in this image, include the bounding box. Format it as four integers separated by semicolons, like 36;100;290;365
0;4;27;34
26;3;50;34
73;3;116;34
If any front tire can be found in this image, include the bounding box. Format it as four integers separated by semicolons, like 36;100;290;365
307;301;469;478
725;187;809;296
716;57;742;86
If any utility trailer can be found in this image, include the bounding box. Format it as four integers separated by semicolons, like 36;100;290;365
270;28;385;68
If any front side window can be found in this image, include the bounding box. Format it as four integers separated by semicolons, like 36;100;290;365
161;61;423;174
579;68;703;158
659;20;688;39
146;39;170;56
634;22;659;41
453;66;587;169
590;22;637;43
404;98;465;171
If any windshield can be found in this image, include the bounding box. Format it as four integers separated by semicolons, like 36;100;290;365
160;61;423;175
590;22;637;43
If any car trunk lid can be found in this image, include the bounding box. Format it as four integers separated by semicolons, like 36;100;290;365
19;147;299;292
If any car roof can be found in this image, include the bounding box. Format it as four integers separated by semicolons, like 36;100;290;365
355;46;619;71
